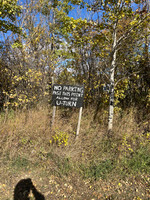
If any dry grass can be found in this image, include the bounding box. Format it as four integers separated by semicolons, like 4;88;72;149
0;106;150;199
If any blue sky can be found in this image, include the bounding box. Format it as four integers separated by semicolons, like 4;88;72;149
0;0;144;43
0;1;87;42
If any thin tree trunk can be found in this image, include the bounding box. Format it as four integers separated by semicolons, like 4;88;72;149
108;21;117;133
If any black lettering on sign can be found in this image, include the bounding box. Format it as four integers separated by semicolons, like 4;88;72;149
52;84;84;108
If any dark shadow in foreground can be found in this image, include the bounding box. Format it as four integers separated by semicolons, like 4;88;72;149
14;178;45;200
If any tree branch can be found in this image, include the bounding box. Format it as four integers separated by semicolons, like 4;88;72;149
116;13;150;49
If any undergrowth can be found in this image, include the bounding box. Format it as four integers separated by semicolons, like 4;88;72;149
0;106;150;199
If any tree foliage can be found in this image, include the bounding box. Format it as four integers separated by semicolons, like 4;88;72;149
0;0;21;33
0;0;149;129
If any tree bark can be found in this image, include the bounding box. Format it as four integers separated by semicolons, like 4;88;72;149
108;21;118;133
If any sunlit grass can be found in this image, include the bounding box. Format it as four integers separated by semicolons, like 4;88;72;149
0;106;149;199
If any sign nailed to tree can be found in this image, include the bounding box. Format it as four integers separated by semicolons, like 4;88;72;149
52;84;84;108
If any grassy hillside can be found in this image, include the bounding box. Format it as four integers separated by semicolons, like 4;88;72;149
0;106;150;200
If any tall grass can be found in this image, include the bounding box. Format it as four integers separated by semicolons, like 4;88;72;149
0;106;150;199
0;106;149;178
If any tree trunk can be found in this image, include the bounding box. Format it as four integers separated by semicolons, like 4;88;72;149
108;21;117;133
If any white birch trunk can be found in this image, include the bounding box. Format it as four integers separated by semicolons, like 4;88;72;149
108;21;117;132
107;2;149;132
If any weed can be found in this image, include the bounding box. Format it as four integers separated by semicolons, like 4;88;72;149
80;159;115;180
57;157;72;176
122;145;150;173
11;156;30;170
50;129;69;147
47;152;72;176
